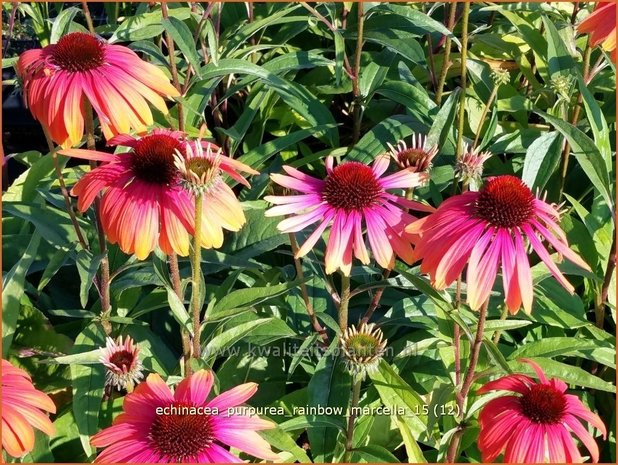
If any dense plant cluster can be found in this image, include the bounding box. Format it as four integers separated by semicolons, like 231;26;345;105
2;2;616;463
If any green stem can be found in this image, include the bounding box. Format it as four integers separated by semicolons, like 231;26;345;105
447;298;489;463
559;43;592;200
161;2;185;132
351;2;365;144
455;1;470;160
170;253;192;374
435;2;457;105
343;374;362;463
84;100;112;335
472;84;498;148
41;128;89;251
289;233;329;344
339;274;351;333
492;305;509;344
191;193;204;359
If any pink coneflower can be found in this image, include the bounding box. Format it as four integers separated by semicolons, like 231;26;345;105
1;359;56;458
100;336;143;391
59;129;257;259
387;133;439;174
17;32;179;148
477;359;606;463
407;175;590;314
265;155;432;275
91;370;279;463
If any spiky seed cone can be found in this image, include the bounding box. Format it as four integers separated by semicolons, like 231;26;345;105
340;322;388;376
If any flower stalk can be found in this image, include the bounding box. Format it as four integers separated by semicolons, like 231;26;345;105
447;298;489;462
83;99;112;335
343;373;362;463
191;192;204;359
288;232;329;344
339;274;352;333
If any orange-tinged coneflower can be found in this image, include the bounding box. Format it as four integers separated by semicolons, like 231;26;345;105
1;359;56;458
578;2;616;62
59;129;257;259
17;32;179;148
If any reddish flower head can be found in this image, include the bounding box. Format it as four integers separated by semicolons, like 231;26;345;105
478;359;607;463
91;370;279;463
100;336;143;391
408;175;590;314
1;359;56;458
578;2;616;62
59;129;257;259
265;155;433;275
17;32;179;148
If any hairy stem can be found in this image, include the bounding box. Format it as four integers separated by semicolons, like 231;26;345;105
191;193;204;359
343;374;362;463
455;1;470;160
161;2;185;132
339;274;352;332
472;83;498;148
351;1;365;144
170;253;192;374
596;233;616;328
81;1;96;34
360;269;390;325
447;298;489;463
84;100;112;335
288;233;329;344
41;128;89;251
435;2;458;105
559;43;592;200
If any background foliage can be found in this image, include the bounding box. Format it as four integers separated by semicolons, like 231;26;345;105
2;1;616;463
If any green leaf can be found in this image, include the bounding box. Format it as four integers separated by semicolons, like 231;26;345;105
483;338;512;374
52;349;102;365
110;8;192;42
307;342;351;462
50;6;80;43
576;74;613;172
71;323;106;458
509;358;615;392
237;124;339;171
259;426;312;463
395;415;428;463
166;288;192;335
210;279;304;320
521;131;562;190
203;318;294;358
535;110;613;210
76;250;104;308
346;115;427;163
426;88;461;149
333;30;345;86
369;360;427;436
542;15;575;78
162;17;203;78
2;232;41;357
359;50;395;99
510;337;615;368
3;202;87;249
199;59;338;146
279;415;346;432
354;444;400;463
